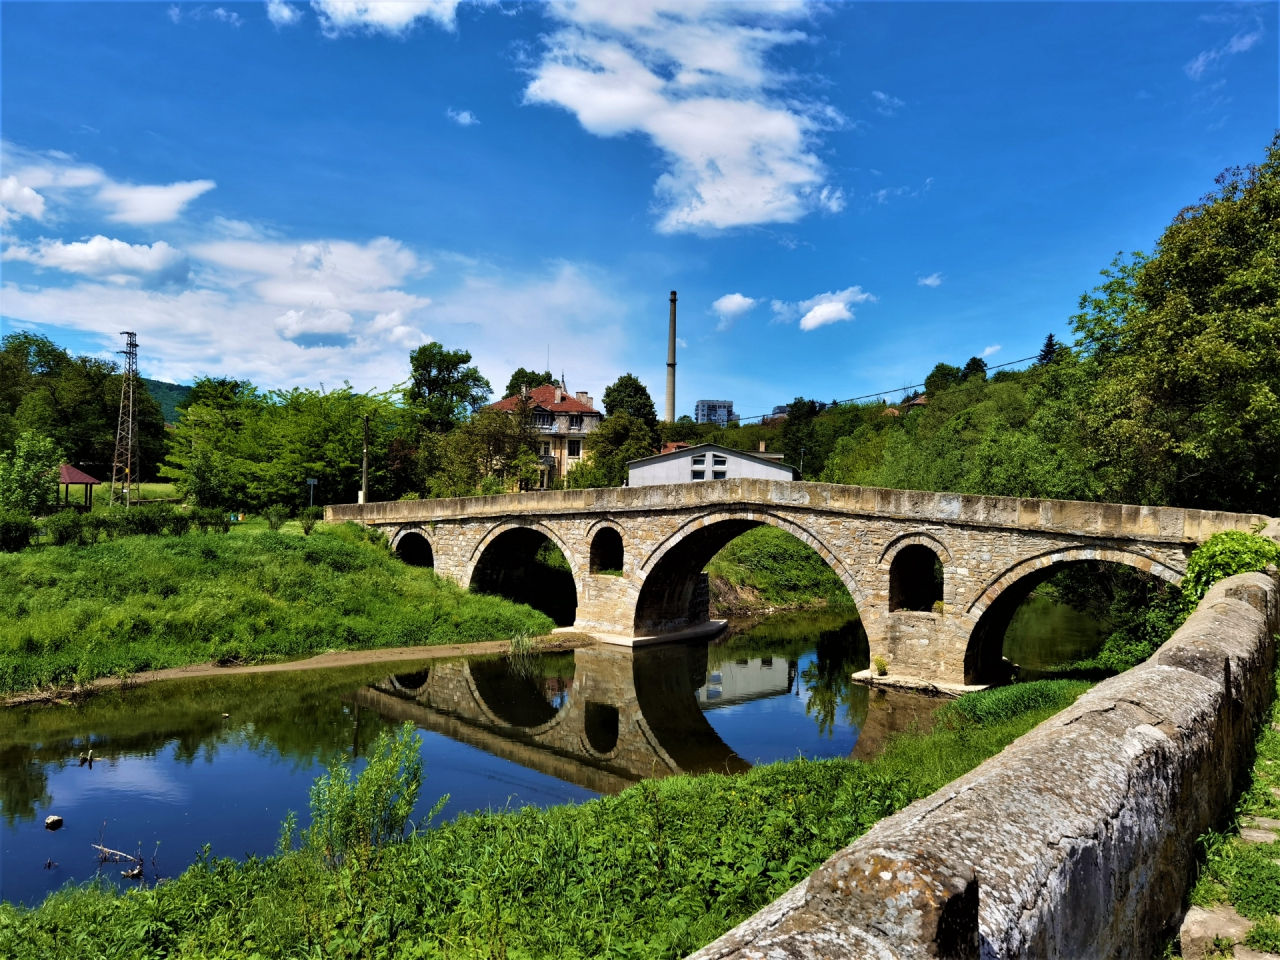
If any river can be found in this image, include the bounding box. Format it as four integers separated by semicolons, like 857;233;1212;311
0;601;1105;906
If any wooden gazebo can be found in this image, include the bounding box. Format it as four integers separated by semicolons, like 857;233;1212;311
59;464;101;510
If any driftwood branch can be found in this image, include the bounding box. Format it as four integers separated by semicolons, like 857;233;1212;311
91;843;142;864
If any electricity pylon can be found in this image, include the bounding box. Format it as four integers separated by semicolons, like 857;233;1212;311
109;331;141;507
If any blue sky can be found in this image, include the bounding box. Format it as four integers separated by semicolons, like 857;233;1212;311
1;1;1275;419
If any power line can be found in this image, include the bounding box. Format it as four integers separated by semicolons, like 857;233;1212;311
730;354;1041;424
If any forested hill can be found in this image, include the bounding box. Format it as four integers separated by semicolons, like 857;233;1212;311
140;378;193;426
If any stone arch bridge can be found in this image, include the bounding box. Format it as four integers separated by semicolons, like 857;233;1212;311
327;481;1273;686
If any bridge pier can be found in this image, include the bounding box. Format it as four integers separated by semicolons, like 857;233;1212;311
328;481;1272;687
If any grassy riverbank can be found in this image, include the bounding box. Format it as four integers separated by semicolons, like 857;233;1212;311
0;679;1090;959
1177;668;1280;955
0;522;554;697
707;526;853;616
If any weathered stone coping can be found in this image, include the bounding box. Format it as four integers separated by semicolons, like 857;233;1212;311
328;481;1273;546
685;570;1280;960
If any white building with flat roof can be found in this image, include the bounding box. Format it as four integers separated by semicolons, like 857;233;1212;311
694;399;736;426
626;443;799;487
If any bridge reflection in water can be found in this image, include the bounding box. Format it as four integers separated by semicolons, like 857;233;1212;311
353;616;891;796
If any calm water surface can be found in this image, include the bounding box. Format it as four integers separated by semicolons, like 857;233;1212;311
0;609;914;905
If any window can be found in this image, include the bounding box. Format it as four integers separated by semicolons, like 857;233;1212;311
712;470;726;480
691;470;705;480
569;415;583;430
691;456;706;466
712;455;727;467
535;412;553;427
539;442;551;456
568;439;582;458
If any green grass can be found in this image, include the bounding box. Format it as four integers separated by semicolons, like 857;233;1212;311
1187;666;1280;953
0;522;554;696
85;482;179;511
706;526;854;613
0;679;1091;959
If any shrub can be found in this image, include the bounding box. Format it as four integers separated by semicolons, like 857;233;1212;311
44;510;84;547
303;722;424;868
0;509;36;552
82;512;119;542
191;507;230;534
299;505;323;535
0;432;61;514
166;510;192;536
118;504;173;537
263;504;290;532
1182;531;1280;608
872;655;888;676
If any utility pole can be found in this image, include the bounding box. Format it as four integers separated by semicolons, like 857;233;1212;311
109;332;140;508
360;415;370;505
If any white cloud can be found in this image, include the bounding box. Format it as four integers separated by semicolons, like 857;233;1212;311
97;179;217;224
3;236;190;286
311;0;464;36
1;142;215;225
711;292;757;331
871;90;904;115
917;272;942;288
0;176;46;225
524;1;845;234
211;7;244;27
1186;27;1264;79
982;344;1001;357
168;5;181;24
772;286;876;331
265;0;303;26
446;108;479;126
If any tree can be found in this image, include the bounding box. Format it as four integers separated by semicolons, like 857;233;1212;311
568;411;655;487
0;332;166;476
1073;134;1280;513
602;374;659;435
0;431;62;514
1036;334;1062;366
503;367;555;400
924;363;963;396
406;343;491;434
961;356;988;380
781;398;820;477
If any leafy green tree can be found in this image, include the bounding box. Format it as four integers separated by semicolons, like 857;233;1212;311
407;343;491;434
568;411;655;487
924;363;963;396
780;398;822;477
0;332;165;476
961;357;988;380
1073;137;1280;513
0;431;62;514
503;367;555;400
602;373;659;435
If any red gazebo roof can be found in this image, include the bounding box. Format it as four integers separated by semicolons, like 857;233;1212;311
59;464;100;485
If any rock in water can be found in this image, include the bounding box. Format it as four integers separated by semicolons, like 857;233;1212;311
44;815;63;831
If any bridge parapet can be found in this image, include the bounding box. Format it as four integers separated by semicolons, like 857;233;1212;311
326;480;1268;544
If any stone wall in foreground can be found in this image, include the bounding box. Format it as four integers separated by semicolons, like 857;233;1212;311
687;570;1280;960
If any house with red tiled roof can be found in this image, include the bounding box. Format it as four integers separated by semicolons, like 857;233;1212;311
487;382;603;487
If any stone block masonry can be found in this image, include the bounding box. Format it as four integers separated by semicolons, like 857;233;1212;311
328;481;1274;685
683;570;1280;960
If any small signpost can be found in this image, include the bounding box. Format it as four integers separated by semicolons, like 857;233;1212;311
307;478;317;507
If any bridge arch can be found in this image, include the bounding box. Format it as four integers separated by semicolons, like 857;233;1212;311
391;528;435;568
587;522;626;575
961;545;1186;685
467;521;581;627
633;509;865;634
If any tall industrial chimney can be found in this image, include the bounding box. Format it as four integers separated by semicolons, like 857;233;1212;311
665;290;677;423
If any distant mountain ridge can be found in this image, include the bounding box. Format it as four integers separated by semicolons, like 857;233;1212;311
141;378;192;426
